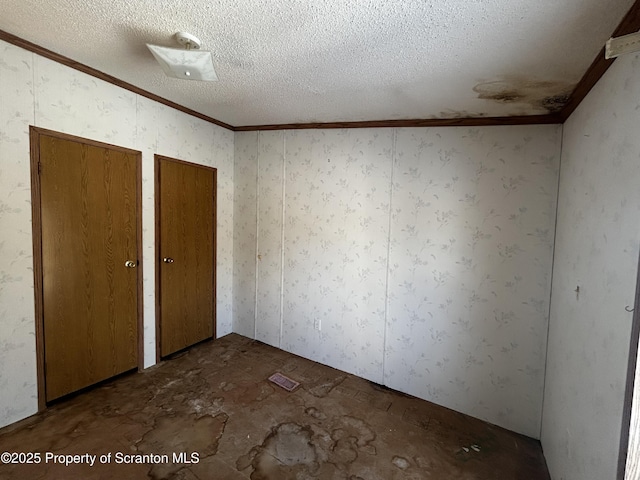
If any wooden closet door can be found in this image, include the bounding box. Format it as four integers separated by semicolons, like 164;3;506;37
36;131;140;402
157;156;216;358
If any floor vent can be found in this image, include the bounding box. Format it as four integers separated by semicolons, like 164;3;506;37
268;372;300;392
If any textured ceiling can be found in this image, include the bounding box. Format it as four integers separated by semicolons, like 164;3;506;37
0;0;636;127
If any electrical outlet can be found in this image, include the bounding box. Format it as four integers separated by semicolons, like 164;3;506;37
314;319;321;331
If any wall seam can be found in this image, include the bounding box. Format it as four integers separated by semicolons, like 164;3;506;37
539;123;565;440
279;131;286;349
32;52;37;124
254;132;260;340
382;128;397;385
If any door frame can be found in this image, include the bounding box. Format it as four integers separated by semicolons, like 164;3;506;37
619;248;640;479
29;126;144;411
154;155;217;362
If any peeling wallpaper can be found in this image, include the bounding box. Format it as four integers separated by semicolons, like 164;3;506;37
0;39;234;428
541;52;640;480
233;125;562;437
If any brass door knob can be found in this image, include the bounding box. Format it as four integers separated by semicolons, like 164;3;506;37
125;260;137;268
163;257;174;263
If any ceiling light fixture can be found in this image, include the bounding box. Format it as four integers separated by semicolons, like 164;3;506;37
147;32;218;82
605;31;640;59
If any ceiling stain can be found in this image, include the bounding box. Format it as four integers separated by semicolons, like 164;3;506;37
474;77;575;113
435;110;486;119
541;93;572;112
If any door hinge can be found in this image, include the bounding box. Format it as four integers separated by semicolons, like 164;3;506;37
37;162;42;175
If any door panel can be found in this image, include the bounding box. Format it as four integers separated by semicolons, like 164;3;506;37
158;157;215;357
38;132;139;402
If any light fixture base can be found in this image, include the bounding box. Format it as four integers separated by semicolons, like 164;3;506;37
147;31;218;81
175;32;201;50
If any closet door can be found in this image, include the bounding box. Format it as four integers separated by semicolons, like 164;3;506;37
32;128;141;403
156;156;216;358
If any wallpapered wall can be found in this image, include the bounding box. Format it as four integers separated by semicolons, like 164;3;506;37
0;39;234;428
541;53;640;480
234;125;562;437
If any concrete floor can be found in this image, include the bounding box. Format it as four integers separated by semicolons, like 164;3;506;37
0;334;550;479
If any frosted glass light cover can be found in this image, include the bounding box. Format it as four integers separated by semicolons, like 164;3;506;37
147;44;218;81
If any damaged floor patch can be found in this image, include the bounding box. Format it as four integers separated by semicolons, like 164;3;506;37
0;334;551;480
138;412;228;479
237;423;319;479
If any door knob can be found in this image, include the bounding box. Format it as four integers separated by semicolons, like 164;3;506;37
163;257;174;263
124;260;137;268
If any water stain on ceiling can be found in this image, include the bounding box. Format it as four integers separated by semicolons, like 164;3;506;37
0;0;634;125
474;76;576;113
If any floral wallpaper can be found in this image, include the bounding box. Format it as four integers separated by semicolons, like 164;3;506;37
234;125;561;437
233;131;258;338
386;126;559;437
541;53;640;480
0;39;234;428
282;129;393;382
0;40;38;430
256;132;285;347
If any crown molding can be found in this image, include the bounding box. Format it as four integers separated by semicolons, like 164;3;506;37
0;29;234;131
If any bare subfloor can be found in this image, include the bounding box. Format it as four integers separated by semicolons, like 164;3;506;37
0;334;550;479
